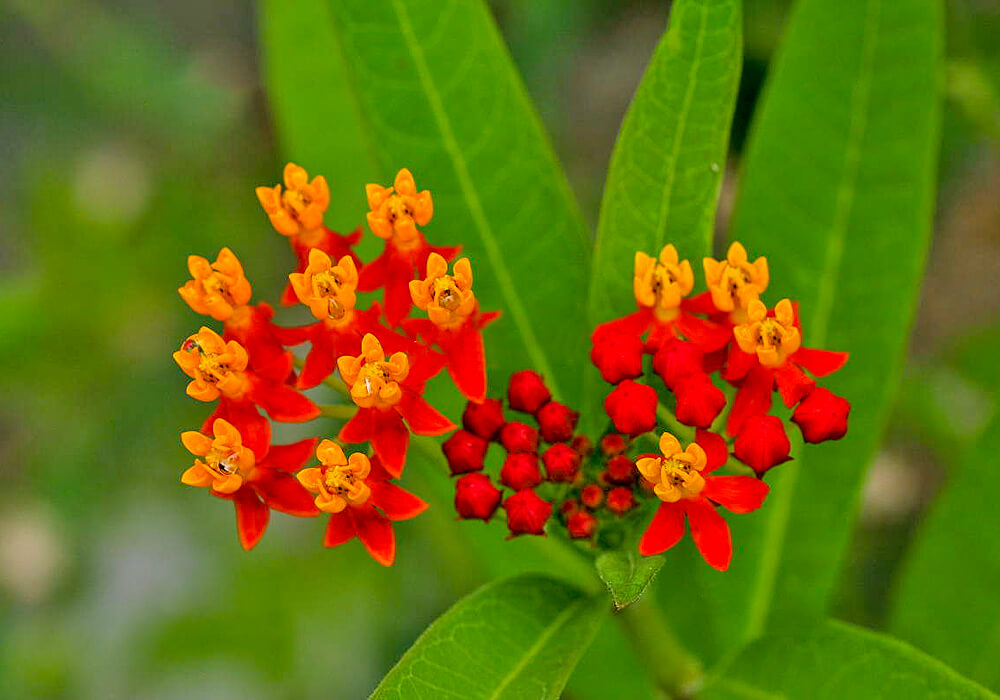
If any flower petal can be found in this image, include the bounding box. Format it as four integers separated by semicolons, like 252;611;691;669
702;475;769;514
323;510;357;548
262;438;319;472
639;503;686;556
233;488;269;551
398;392;455;436
257;474;319;517
683;498;731;571
370;482;427;521
355;506;395;566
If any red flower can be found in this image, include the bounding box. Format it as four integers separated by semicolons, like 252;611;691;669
607;487;637;515
502;489;552;537
734;415;792;475
600;433;628;457
561;499;581;517
792;388;851;443
571;435;593;457
590;325;643;384
499;421;540;454
604;380;657;437
537;401;579;444
297;442;426;566
454;473;503;521
673;373;726;429
542;443;581;482
604;455;636;485
580;484;604;509
462;398;506;441
653;338;705;391
442;430;488;475
181;418;319;550
500;453;543;491
281;227;362;306
567;511;597;539
337;334;452;477
507;370;552;415
638;431;769;571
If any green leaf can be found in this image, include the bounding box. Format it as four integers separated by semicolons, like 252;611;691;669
702;620;996;699
697;0;943;650
890;414;1000;692
261;0;592;404
370;575;605;700
589;0;742;325
595;551;666;610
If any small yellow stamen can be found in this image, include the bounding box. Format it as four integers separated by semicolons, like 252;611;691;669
365;169;433;249
703;242;769;322
180;419;255;495
633;245;694;321
297;440;372;513
178;247;253;322
409;253;476;329
255;163;331;237
289;248;359;323
733;298;800;368
173;327;251;401
337;334;409;409
636;432;707;503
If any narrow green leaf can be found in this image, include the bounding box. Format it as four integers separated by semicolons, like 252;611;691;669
702;620;996;699
699;0;943;649
890;414;1000;692
301;0;591;403
371;575;605;700
589;0;742;325
595;551;666;610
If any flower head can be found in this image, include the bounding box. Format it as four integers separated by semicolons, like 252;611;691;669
173;327;251;401
409;253;476;329
733;299;801;368
633;245;694;321
637;433;708;503
337;334;410;409
604;380;657;437
507;370;552;415
365;168;433;247
442;430;488;475
462;398;506;441
703;242;769;321
256;162;331;237
289;248;359;322
792;388;851;443
178;247;252;321
454;473;503;521
296;440;373;513
503;489;552;536
181;418;255;494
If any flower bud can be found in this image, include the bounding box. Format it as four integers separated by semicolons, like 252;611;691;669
673;373;726;428
503;489;552;536
536;401;579;443
499;421;539;453
580;484;604;509
653;338;705;390
542;443;581;482
590;329;643;384
571;435;593;457
604;455;635;485
600;433;628;457
507;370;551;415
561;498;580;517
462;398;506;441
791;388;850;443
567;511;597;539
606;487;637;515
500;453;542;491
604;380;658;437
734;415;791;474
442;430;488;475
454;473;502;521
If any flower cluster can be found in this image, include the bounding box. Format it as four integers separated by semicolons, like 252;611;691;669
175;164;497;563
442;242;850;571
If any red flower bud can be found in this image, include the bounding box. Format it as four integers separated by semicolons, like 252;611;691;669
542;443;581;482
605;455;635;485
500;452;543;491
462;398;506;441
792;388;850;443
454;473;503;521
653;338;705;390
561;498;580;517
567;510;597;539
606;487;637;515
536;401;579;443
580;484;604;509
673;373;726;428
503;489;552;536
600;433;628;457
590;328;644;384
507;370;551;415
442;430;488;475
571;435;593;457
499;421;539;453
734;415;791;474
604;380;658;437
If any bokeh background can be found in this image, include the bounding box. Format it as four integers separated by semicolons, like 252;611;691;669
1;0;998;697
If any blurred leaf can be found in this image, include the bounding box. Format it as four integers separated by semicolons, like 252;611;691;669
595;551;665;610
890;415;1000;692
371;574;605;699
699;0;942;650
702;620;995;698
564;615;658;700
259;0;591;403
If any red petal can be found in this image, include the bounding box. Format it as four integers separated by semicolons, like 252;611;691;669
251;377;320;423
371;410;410;477
323;510;357;548
271;322;313;346
297;326;340;390
358;249;390;292
676;313;732;352
683;497;731;571
726;366;773;437
639;502;686;556
229;305;293;382
442;324;487;402
207;401;271;460
354;505;396;566
233;488;269;550
794;348;849;378
695;428;729;473
476;310;501;330
421;244;461;274
774;363;815;408
370;481;428;521
398;392;455;436
280;281;299;307
262;437;318;472
593;310;652;340
256;473;319;517
339;407;376;444
645;320;678;353
722;345;757;382
681;291;719;315
702;475;769;514
383;254;417;327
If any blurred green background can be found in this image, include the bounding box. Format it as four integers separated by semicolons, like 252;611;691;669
1;0;998;697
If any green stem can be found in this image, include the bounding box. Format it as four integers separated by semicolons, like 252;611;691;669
615;595;702;699
292;354;350;397
318;403;357;420
657;403;693;440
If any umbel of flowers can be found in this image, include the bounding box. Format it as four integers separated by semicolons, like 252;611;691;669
175;164;850;572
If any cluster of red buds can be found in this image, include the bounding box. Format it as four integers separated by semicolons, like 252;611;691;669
442;243;850;570
173;164;498;564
